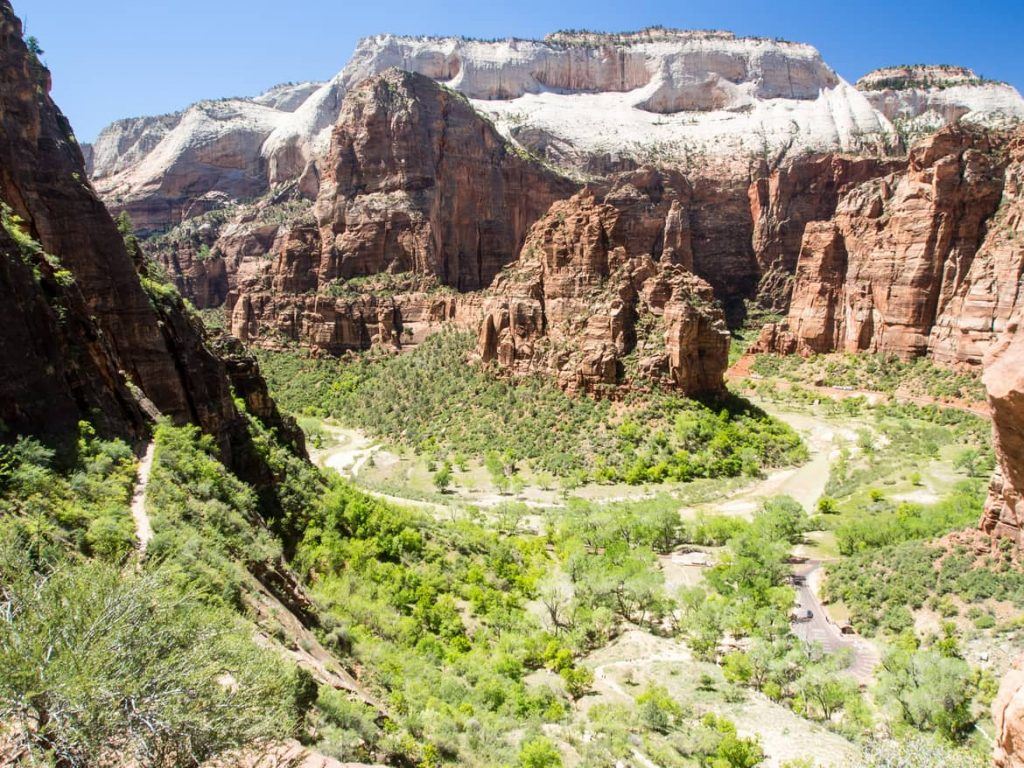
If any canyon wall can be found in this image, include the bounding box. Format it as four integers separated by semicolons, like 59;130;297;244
0;1;301;473
224;69;575;354
858;65;1024;138
755;126;1020;364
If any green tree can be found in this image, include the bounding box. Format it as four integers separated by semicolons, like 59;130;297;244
519;736;563;768
877;648;977;740
794;667;858;721
432;461;453;493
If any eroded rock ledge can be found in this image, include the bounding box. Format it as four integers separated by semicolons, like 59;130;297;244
476;171;730;396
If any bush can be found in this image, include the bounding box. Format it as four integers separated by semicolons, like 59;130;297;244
0;544;295;764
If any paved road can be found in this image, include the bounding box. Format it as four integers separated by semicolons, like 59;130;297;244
791;562;878;684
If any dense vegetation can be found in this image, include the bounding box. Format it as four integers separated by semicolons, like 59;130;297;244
258;331;807;485
825;535;1024;636
0;424;301;764
751;353;986;403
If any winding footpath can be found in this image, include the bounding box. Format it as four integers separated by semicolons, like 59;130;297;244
130;441;156;553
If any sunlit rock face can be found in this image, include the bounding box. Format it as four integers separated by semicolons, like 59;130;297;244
858;65;1024;136
89;28;899;233
476;170;730;397
754;126;1019;364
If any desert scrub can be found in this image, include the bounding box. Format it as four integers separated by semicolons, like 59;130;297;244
751;352;986;403
145;422;287;607
0;541;298;764
256;331;807;484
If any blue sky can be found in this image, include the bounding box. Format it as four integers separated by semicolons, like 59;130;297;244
16;0;1024;142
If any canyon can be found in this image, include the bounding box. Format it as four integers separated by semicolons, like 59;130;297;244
85;28;1024;559
4;4;1024;765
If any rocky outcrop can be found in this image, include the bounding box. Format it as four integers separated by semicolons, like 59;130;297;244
754;126;1012;360
980;313;1024;551
858;65;1024;137
223;69;575;351
315;69;575;290
476;171;730;396
0;1;302;474
995;656;1024;768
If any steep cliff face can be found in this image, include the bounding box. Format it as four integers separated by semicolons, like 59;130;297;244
315;69;576;290
996;656;1024;768
748;153;900;309
0;1;301;471
224;69;575;352
476;171;730;396
87;82;322;234
0;224;148;445
755;126;1012;360
264;29;888;186
981;313;1024;551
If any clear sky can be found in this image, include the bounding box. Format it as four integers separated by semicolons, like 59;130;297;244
15;0;1024;143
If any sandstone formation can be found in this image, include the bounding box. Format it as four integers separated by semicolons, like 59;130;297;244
980;312;1024;551
224;69;574;353
858;65;1024;138
995;656;1024;768
315;68;576;290
747;153;900;308
477;171;730;396
0;1;301;474
755;126;1014;361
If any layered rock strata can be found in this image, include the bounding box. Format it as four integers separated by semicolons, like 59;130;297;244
755;127;1015;362
476;172;730;396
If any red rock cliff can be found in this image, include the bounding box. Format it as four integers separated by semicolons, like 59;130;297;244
477;170;730;396
316;68;576;290
755;126;1014;362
